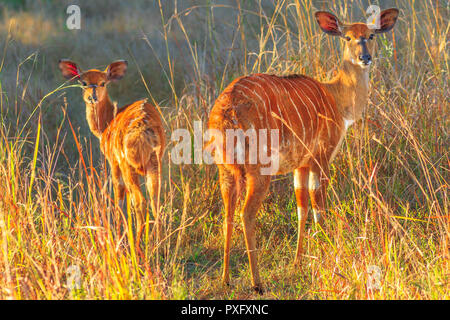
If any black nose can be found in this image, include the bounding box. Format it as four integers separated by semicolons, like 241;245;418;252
359;54;372;64
88;85;98;102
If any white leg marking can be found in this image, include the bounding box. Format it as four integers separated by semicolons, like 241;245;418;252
309;171;321;224
308;171;320;191
294;173;301;190
344;118;355;130
312;208;321;224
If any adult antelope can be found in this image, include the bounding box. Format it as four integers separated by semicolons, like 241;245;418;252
207;9;399;293
59;60;166;233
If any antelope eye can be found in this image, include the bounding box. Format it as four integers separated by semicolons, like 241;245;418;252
345;36;351;41
369;34;374;40
81;81;87;86
99;82;106;87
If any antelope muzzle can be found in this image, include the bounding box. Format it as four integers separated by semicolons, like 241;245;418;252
358;37;372;66
87;84;98;103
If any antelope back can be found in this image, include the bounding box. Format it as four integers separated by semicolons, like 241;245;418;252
208;73;342;174
101;100;166;175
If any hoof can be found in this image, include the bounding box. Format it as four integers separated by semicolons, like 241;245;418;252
222;280;231;288
252;285;264;295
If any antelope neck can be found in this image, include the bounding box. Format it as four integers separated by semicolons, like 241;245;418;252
85;95;115;138
323;59;370;127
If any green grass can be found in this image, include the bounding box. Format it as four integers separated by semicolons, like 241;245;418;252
0;0;448;299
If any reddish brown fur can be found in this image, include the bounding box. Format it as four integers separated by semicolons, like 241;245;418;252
59;60;166;235
207;9;398;292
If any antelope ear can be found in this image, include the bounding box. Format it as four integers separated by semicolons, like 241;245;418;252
375;8;399;33
106;60;128;81
315;11;343;36
59;59;81;80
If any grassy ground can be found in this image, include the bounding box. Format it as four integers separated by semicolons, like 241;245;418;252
0;0;448;299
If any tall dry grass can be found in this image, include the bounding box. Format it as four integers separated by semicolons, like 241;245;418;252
0;0;448;299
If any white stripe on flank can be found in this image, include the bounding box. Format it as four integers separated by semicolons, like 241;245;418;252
235;81;263;123
280;79;307;142
289;80;320;142
241;77;280;133
291;78;319;116
302;77;335;139
269;76;306;142
280;79;306;144
310;78;338;121
234;82;267;126
304;77;339;127
258;75;289;142
247;75;286;141
283;78;314;134
257;75;287;142
261;75;290;125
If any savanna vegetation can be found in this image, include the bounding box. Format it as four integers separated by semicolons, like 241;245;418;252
0;0;448;299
